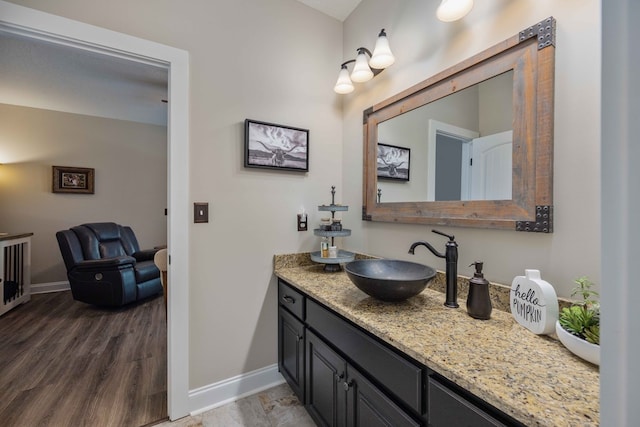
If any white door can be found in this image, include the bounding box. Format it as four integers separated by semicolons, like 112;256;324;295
470;130;513;200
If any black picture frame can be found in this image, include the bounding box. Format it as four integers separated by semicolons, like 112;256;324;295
244;119;309;172
52;166;95;194
377;143;410;181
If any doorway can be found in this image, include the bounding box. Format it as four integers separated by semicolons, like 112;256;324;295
427;119;478;201
0;0;190;419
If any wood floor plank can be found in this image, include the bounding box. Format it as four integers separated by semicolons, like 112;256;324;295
0;290;166;426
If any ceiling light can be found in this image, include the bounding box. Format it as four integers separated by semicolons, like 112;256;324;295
350;48;374;83
436;0;474;22
333;65;354;94
369;29;395;69
334;29;395;94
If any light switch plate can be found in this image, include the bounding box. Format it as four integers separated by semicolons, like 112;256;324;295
194;202;209;223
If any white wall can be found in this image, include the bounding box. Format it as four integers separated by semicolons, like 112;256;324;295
342;0;601;298
4;0;344;390
0;103;167;283
478;71;512;135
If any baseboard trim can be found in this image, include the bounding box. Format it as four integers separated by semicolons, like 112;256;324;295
31;281;70;294
188;364;285;415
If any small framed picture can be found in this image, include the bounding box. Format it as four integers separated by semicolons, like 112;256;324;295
377;143;410;181
52;166;95;194
244;119;309;172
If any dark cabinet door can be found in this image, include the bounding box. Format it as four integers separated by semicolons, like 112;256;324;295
278;306;305;402
346;366;421;427
306;330;348;427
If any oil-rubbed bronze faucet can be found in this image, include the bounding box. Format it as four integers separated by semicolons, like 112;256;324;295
409;229;459;308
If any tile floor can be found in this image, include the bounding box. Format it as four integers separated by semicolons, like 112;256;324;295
154;383;316;427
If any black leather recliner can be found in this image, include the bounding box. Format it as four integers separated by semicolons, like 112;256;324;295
56;222;163;307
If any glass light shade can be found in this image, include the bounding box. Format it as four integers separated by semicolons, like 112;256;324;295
369;31;395;69
350;51;374;83
334;66;354;94
436;0;474;22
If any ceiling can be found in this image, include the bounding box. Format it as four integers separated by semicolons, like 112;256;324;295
0;30;168;126
0;1;359;126
296;0;362;21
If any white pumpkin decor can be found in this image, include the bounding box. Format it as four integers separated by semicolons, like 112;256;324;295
510;269;558;335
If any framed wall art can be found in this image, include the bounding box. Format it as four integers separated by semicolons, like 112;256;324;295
244;119;309;172
377;143;410;181
52;166;95;194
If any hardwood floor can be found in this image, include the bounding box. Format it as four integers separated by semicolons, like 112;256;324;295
0;290;166;427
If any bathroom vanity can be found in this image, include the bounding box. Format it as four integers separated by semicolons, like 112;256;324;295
274;254;599;427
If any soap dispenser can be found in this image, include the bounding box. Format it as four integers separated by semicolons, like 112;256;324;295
467;261;492;320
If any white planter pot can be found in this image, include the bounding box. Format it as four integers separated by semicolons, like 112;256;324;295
555;320;600;366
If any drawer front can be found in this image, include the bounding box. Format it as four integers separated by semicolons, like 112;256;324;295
428;376;507;427
278;280;305;320
306;299;423;414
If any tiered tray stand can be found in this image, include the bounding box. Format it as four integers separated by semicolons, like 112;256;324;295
310;187;354;272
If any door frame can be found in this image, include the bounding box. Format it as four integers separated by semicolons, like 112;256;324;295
0;1;191;419
427;119;478;201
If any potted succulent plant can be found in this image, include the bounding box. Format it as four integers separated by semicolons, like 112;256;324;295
555;277;600;365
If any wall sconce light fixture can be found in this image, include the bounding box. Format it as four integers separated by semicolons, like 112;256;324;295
334;29;395;94
436;0;474;22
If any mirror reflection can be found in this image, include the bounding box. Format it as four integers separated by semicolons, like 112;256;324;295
363;16;555;232
377;71;513;203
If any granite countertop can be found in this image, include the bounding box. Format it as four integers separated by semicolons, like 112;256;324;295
274;254;599;427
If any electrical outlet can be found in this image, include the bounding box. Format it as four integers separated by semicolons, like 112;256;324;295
194;202;208;223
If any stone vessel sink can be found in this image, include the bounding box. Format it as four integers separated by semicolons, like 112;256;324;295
344;259;437;302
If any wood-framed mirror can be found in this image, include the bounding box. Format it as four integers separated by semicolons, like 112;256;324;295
362;17;556;232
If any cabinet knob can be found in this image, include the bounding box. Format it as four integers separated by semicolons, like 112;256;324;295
343;380;353;391
282;295;295;304
296;334;303;342
336;373;345;381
